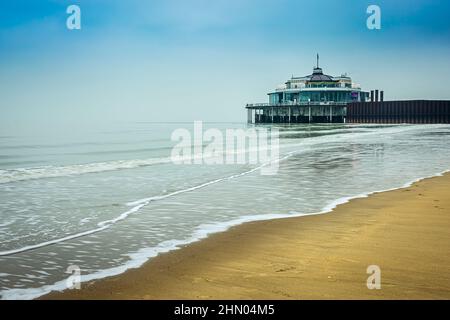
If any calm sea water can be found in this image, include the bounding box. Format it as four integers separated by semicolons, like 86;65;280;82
1;123;450;299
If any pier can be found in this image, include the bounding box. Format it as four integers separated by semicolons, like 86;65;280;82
246;57;450;124
247;100;450;124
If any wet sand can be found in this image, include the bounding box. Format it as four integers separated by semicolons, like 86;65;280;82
43;173;450;299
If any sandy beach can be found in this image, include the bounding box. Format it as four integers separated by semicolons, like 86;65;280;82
43;173;450;300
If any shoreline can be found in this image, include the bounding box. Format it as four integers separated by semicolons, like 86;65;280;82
41;171;450;299
3;169;445;300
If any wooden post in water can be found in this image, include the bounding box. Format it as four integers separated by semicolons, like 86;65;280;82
329;106;332;123
247;108;253;124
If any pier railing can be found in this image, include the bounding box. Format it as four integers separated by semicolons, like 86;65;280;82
246;101;348;108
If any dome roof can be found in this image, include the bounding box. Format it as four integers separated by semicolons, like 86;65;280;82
308;67;334;82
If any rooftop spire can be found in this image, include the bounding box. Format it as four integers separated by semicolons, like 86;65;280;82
316;53;319;68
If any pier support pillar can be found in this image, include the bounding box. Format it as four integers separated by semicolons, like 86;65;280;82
308;106;311;123
247;109;253;124
329;106;332;123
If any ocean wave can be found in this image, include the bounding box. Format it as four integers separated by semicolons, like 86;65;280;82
0;124;421;185
0;125;430;256
0;153;289;257
0;157;172;184
0;124;432;257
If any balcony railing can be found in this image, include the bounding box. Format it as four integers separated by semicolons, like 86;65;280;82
275;85;361;91
246;101;349;108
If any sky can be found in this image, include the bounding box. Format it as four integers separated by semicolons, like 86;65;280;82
1;0;450;134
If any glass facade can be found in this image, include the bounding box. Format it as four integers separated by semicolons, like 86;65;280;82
269;90;365;104
300;91;352;102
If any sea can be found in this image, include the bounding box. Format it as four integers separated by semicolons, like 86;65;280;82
1;122;450;299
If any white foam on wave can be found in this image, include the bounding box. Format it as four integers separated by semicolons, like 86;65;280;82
1;168;449;300
0;157;172;184
126;152;292;207
126;124;426;208
0;153;287;257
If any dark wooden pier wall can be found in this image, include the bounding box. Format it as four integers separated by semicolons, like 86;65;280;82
346;100;450;124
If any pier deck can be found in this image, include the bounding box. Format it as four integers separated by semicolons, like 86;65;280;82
246;100;450;124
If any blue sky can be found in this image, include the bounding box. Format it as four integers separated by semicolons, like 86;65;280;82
1;0;450;134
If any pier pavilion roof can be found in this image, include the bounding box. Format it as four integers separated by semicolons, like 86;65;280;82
307;67;336;82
